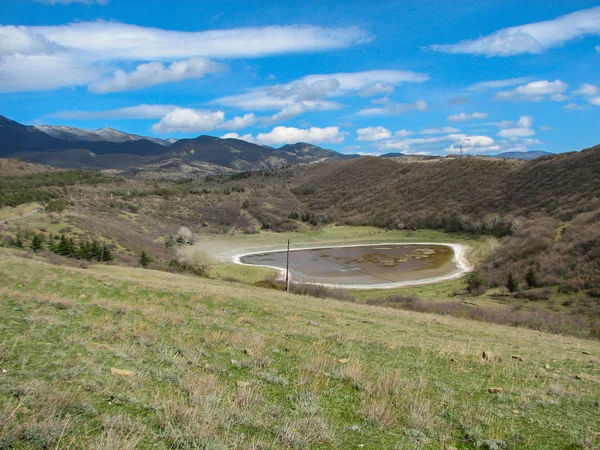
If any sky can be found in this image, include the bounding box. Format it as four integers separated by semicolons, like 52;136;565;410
1;0;599;156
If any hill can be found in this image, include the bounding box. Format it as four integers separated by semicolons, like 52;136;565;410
0;249;598;448
493;151;552;160
0;116;350;174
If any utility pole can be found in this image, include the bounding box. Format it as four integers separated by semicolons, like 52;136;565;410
285;239;290;292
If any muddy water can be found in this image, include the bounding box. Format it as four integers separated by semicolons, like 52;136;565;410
241;244;456;286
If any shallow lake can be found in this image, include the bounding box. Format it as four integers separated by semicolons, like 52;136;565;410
240;244;458;287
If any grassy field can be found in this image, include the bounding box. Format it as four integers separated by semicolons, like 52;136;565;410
1;248;599;449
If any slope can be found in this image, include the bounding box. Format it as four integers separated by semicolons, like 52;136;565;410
0;249;598;449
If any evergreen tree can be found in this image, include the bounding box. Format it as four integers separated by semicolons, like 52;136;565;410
14;234;23;248
466;270;486;295
525;268;538;289
139;250;151;268
47;233;56;252
31;234;44;252
99;243;113;262
505;272;519;293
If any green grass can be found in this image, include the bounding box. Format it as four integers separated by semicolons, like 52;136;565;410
1;248;599;449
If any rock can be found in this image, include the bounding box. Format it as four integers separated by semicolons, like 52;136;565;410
511;355;523;361
488;387;503;394
236;381;250;388
307;321;318;326
582;351;591;355
110;368;131;377
545;364;551;370
482;351;497;361
512;409;520;415
338;358;349;364
243;348;254;357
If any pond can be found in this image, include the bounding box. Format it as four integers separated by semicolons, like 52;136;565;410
238;243;469;288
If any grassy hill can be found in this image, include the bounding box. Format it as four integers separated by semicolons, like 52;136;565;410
1;248;599;449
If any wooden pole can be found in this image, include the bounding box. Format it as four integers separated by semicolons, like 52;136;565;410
285;239;290;292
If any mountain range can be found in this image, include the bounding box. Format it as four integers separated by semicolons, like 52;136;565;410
0;115;551;174
0;115;352;174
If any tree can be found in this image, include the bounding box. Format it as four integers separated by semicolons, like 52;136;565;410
139;251;151;268
466;270;486;295
505;272;519;293
99;243;113;262
14;234;24;248
525;268;538;289
31;234;44;252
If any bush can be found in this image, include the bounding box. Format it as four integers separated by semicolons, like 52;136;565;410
514;288;552;301
466;270;486;296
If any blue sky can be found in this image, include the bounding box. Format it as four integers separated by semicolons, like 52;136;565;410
1;0;599;155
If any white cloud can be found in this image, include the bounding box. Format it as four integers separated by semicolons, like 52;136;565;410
0;53;102;92
356;126;392;141
150;108;259;133
562;103;589;110
52;104;178;119
152;108;225;133
419;127;461;134
356;99;427;116
89;57;225;93
215;70;428;110
573;83;599;97
467;77;530;91
495;79;568;102
447;112;487;122
265;100;343;123
377;133;499;154
33;22;371;60
430;6;600;56
497;128;535;138
0;22;371;92
597;45;600;53
394;129;413;138
214;70;428;122
219;113;257;130
0;26;62;56
227;126;346;146
540;126;553;131
359;83;395;97
590;97;600;106
517;115;533;128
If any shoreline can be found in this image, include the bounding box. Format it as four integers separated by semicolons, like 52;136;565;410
231;242;473;290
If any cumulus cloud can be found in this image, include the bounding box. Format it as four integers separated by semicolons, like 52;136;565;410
152;108;225;133
419;127;461;134
89;57;226;93
265;100;343;123
219;113;257;130
573;83;599;96
214;70;428;122
597;45;600;53
447;112;487;122
495;80;568;102
356;126;392;141
356;99;427;116
467;77;530;91
589;97;600;106
215;70;428;107
0;22;371;92
150;108;260;133
224;126;346;146
430;6;600;56
52;104;178;119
